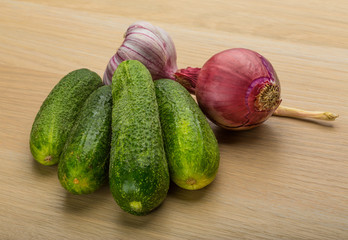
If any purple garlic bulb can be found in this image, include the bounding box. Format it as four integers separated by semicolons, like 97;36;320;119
103;21;178;85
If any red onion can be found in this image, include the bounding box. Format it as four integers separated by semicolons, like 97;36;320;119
176;48;338;129
176;48;282;130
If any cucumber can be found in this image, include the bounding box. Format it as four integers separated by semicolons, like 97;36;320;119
58;85;112;194
30;69;102;165
110;60;169;216
154;79;220;190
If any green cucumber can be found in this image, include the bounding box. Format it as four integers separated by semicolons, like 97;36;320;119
30;69;102;165
110;60;169;216
154;79;220;190
58;85;112;194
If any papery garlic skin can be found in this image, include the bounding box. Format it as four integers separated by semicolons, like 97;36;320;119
103;21;178;85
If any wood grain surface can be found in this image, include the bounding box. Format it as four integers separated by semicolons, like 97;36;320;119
0;0;347;239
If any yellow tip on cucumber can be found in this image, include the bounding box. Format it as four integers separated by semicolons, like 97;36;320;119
130;201;142;212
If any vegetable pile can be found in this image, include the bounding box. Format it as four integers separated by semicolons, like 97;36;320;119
30;61;219;216
30;21;338;216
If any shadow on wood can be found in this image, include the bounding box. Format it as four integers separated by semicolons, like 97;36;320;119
167;180;210;202
62;181;111;213
31;157;57;177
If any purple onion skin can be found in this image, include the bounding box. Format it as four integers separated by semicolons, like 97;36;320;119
195;48;281;130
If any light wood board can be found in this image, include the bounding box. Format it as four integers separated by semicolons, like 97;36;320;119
0;0;347;239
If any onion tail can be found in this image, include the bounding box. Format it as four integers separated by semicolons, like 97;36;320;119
273;105;338;121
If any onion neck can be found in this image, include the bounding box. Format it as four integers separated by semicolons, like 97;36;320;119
174;67;201;94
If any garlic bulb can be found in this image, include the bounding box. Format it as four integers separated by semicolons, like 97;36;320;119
103;21;178;85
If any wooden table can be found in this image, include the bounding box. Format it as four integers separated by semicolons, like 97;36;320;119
1;0;347;239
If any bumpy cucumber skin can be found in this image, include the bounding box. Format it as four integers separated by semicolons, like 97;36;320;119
110;60;169;216
58;86;112;194
154;79;220;190
29;69;102;165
